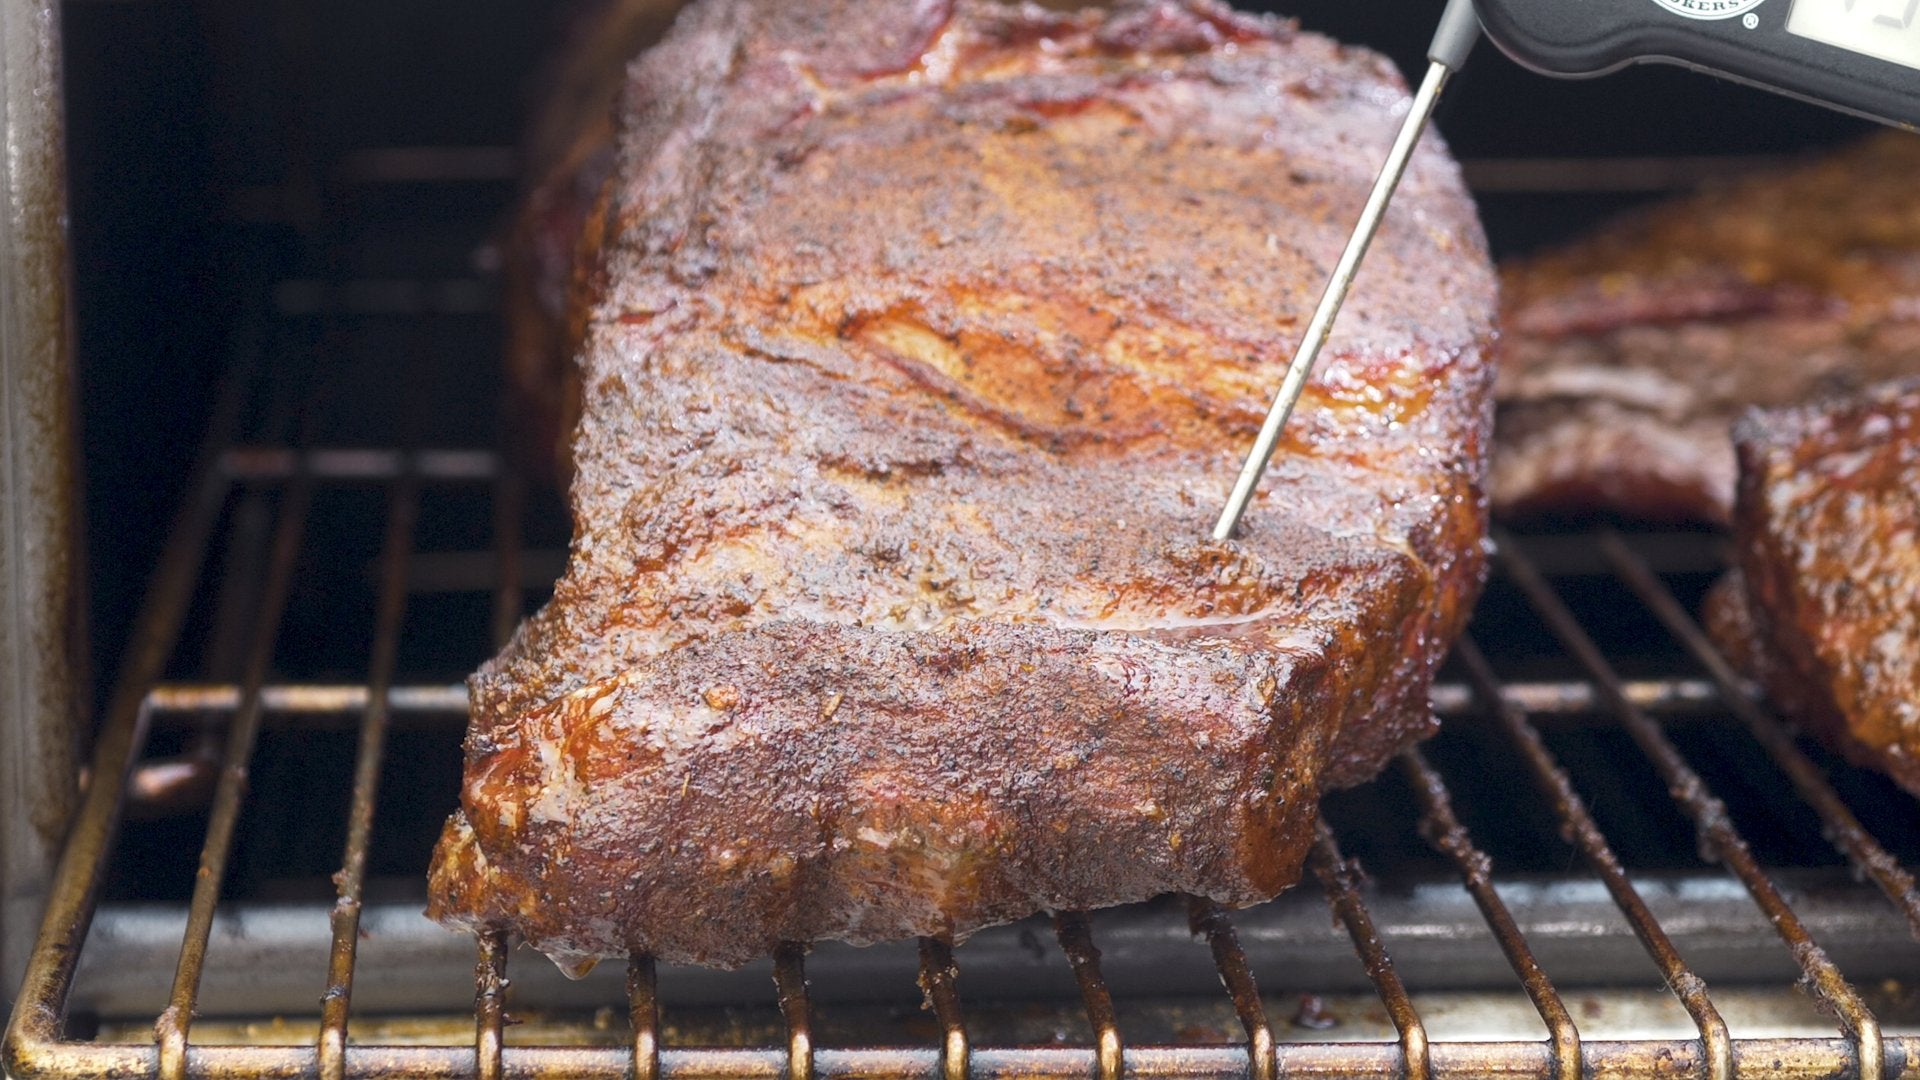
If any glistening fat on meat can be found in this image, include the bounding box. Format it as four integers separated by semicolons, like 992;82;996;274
1708;379;1920;799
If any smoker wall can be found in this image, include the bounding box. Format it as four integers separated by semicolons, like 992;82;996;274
1;0;84;1001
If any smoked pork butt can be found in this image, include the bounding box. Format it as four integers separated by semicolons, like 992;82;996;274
1707;380;1920;797
1494;133;1920;525
429;0;1498;971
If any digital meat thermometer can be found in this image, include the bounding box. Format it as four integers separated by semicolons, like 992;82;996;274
1212;0;1920;541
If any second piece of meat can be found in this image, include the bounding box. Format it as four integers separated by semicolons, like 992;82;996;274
1494;133;1920;525
1708;379;1920;796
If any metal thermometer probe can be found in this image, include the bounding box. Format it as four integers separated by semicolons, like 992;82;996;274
1217;0;1920;541
1212;0;1483;541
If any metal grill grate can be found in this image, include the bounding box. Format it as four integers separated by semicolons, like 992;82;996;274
22;0;1920;1069
7;334;1920;1079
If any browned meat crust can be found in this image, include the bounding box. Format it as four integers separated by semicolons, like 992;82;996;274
430;0;1497;971
1709;380;1920;797
502;0;1112;487
1493;133;1920;525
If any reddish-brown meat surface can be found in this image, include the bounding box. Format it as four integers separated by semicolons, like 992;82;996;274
1494;134;1920;525
429;0;1497;971
1709;380;1920;797
502;0;1109;487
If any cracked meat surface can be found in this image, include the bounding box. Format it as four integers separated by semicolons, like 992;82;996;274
429;0;1496;970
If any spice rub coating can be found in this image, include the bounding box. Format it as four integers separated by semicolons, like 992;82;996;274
429;0;1497;970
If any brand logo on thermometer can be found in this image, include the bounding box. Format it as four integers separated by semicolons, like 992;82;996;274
1650;0;1770;18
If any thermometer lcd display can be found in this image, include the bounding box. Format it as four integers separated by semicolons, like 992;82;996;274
1789;0;1920;71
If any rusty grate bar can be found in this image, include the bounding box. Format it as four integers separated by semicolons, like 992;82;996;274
1186;897;1275;1080
627;956;660;1080
131;677;1728;725
143;683;471;719
474;931;508;1080
1399;747;1581;1080
774;944;817;1080
310;149;1773;194
1453;637;1735;1080
11;335;1920;1080
917;938;969;1080
154;461;316;1080
3;358;251;1064
17;1036;1920;1079
1597;531;1920;938
1308;823;1429;1080
1053;913;1121;1080
26;1030;1920;1068
219;446;500;483
473;390;521;1080
1500;536;1887;1080
318;467;420;1080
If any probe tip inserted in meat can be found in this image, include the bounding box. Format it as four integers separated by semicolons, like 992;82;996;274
1212;0;1481;542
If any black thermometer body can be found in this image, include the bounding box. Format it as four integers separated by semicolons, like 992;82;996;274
1473;0;1920;130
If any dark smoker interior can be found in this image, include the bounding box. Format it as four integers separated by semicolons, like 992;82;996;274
53;0;1918;1029
68;0;1882;712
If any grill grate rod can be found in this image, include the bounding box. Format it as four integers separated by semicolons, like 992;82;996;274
133;677;1727;726
1399;748;1581;1080
1186;898;1275;1080
2;356;252;1063
471;432;524;1080
1453;637;1735;1080
917;938;970;1080
474;931;508;1080
1053;913;1122;1080
774;944;817;1080
220;446;500;483
1308;824;1430;1080
14;361;1920;1080
627;956;660;1080
1498;537;1886;1080
1597;531;1920;939
154;460;316;1080
318;464;420;1080
18;1035;1920;1079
